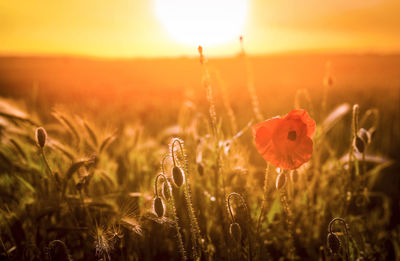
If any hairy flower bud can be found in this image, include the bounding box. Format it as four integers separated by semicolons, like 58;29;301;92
327;232;341;254
153;197;164;218
229;222;242;243
354;135;365;153
172;166;184;187
358;128;371;145
35;127;47;148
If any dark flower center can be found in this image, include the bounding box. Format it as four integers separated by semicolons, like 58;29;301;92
287;131;296;141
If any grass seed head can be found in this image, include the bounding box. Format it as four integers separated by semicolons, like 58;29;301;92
153;197;164;218
35;127;47;148
327;232;341;255
172;166;184;187
229;222;242;243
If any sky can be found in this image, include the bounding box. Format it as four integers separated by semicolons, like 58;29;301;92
1;0;399;57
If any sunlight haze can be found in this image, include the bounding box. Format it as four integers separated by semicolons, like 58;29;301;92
0;0;399;57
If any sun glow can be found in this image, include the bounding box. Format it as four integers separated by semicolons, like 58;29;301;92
154;0;248;47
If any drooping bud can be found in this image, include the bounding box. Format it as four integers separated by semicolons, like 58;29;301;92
153;197;164;218
327;232;341;254
276;172;287;190
358;128;371;145
35;127;47;148
353;135;365;153
229;222;242;243
162;181;171;200
172;166;184;187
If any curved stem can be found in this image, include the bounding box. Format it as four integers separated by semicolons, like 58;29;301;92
328;218;350;261
154;173;167;198
171;138;201;259
227;192;253;261
227;194;236;223
161;154;170;175
171;139;185;168
40;148;53;176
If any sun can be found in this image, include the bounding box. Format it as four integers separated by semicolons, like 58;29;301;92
154;0;248;47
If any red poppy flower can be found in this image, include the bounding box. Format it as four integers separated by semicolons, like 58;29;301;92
252;109;316;170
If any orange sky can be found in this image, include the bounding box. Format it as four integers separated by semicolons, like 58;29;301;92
1;0;399;57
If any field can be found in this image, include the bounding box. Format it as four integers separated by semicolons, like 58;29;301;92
0;53;399;260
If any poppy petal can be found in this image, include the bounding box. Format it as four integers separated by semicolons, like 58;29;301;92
290;136;313;169
252;118;281;161
286;109;316;138
253;109;315;170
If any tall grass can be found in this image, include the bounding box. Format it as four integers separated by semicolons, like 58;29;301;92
0;51;398;261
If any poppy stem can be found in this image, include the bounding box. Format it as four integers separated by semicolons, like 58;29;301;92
256;164;270;234
279;174;296;260
156;171;187;261
227;192;253;261
154;173;167;198
198;47;218;138
171;138;202;259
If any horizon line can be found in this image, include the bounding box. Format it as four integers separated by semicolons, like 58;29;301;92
0;48;399;60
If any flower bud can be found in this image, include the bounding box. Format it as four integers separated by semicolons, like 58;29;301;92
229;222;242;243
358;128;371;145
153;197;164;218
35;127;47;148
354;135;365;153
172;166;184;187
327;232;341;254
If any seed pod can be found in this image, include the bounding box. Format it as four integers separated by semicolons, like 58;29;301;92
153;197;164;218
327;232;341;254
35;127;47;148
354;135;365;153
276;172;287;190
197;162;204;176
358;128;371;145
229;222;242;243
162;181;171;200
172;166;184;187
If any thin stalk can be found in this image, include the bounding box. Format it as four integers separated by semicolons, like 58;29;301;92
213;69;238;135
278;172;296;260
171;138;201;259
198;46;218;138
156;173;187;261
227;192;253;261
40;148;52;176
257;164;270;234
